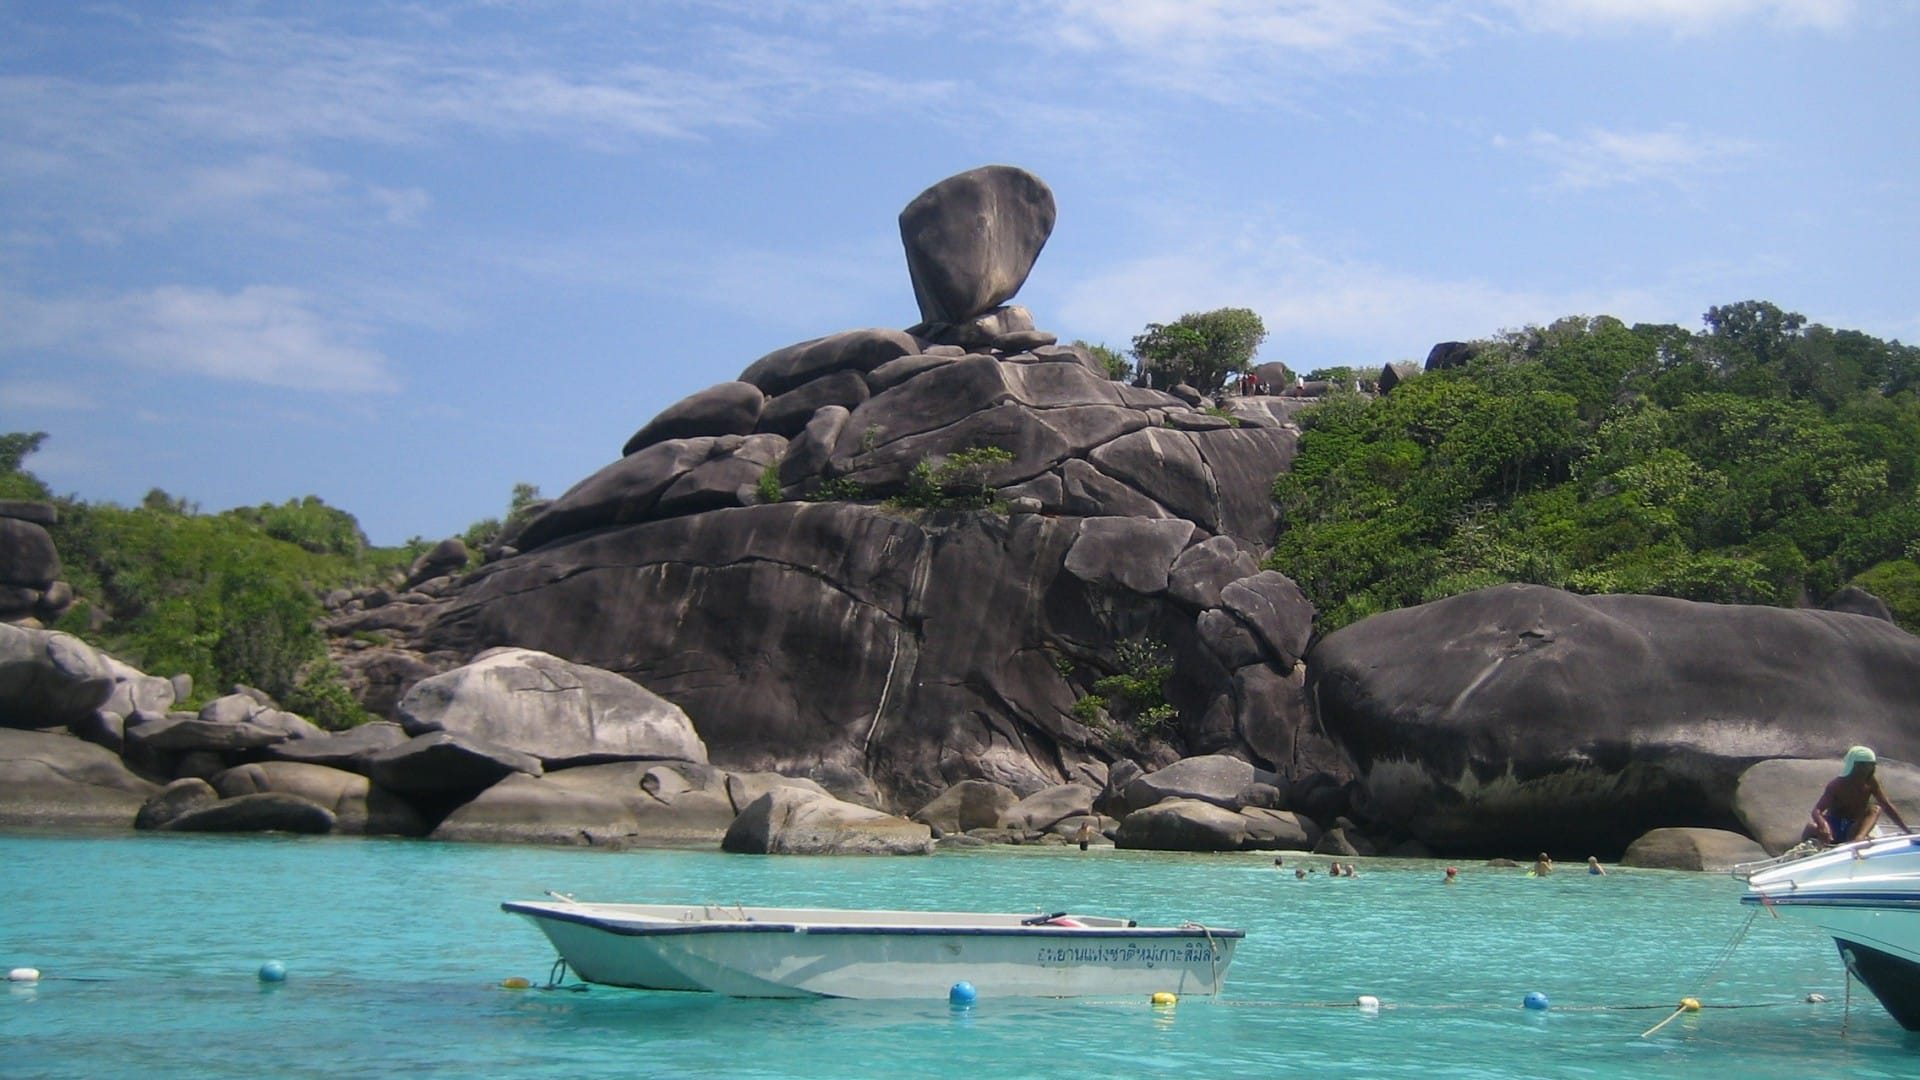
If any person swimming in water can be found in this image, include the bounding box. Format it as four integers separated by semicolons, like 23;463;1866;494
1586;856;1607;876
1807;745;1911;845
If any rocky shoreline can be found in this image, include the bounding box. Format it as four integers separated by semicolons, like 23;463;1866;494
8;165;1920;869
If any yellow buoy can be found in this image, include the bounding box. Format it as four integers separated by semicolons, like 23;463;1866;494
501;977;532;990
1151;991;1177;1006
1680;997;1701;1012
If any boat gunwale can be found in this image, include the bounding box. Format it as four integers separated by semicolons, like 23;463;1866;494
501;901;1246;940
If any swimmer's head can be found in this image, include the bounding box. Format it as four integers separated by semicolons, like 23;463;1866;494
1843;745;1878;776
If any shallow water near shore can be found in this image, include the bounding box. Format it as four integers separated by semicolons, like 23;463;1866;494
4;831;1918;1078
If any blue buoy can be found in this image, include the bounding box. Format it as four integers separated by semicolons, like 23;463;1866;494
949;981;977;1007
258;961;287;984
1523;991;1549;1011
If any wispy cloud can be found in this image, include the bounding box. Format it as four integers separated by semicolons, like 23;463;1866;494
0;379;95;411
1;285;400;393
1494;126;1758;190
1494;0;1855;36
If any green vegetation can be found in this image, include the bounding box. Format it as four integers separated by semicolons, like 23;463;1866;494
1075;636;1177;736
809;476;867;502
756;462;784;504
888;446;1014;511
1269;302;1920;633
459;481;543;562
1131;307;1268;392
1072;340;1132;382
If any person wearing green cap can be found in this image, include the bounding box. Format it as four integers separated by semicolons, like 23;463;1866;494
1806;746;1911;845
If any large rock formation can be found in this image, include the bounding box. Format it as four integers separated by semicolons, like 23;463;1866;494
1310;583;1920;855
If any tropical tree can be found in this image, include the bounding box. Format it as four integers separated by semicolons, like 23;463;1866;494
1130;307;1267;391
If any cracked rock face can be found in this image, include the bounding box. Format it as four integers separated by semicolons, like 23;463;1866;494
1308;583;1920;854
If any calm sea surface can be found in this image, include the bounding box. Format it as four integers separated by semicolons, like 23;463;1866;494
4;831;1916;1078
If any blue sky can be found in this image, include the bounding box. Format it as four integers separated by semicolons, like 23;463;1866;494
3;1;1915;546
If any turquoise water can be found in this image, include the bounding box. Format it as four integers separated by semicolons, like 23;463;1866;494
4;832;1917;1078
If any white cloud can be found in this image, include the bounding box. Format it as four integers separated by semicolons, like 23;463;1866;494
0;379;95;410
1;285;400;393
368;185;432;226
1494;126;1758;190
1495;0;1855;36
1052;229;1679;367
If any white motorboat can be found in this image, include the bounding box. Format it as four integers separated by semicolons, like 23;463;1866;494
1738;834;1920;1029
501;898;1242;1000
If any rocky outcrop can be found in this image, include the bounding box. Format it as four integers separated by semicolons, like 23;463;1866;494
161;792;336;834
212;761;426;836
1621;827;1768;872
721;787;933;855
0;727;159;827
0;623;114;729
398;647;707;768
0;502;74;625
899;165;1055;331
1310;583;1920;855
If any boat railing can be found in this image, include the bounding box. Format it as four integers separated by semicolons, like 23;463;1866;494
1729;839;1825;882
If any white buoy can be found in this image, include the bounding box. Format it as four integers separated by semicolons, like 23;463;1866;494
7;968;40;983
1355;994;1381;1013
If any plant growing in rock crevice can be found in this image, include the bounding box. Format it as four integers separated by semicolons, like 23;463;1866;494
1074;635;1177;736
888;446;1014;510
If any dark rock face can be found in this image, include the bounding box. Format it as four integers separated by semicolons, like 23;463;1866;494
411;501;1317;812
366;731;543;795
1824;585;1894;623
899;165;1055;327
1424;341;1477;371
1310;583;1920;855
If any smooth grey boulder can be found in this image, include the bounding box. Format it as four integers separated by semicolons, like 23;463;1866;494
1062;518;1196;595
759;372;870;438
0;516;59;588
1238;807;1319;850
1123;755;1258;813
912;779;1019;834
0;500;57;526
101;656;177;720
1218;572;1314;669
399;647;706;768
366;730;543;795
1086;426;1297;547
250;709;327;741
899;165;1055;326
433;760;749;846
404;538;469;590
134;777;219;830
722;770;830;814
516;435;750;551
739;329;920;397
430;771;641;846
0;728;159;826
0;623;115;729
123;713;290;753
1824;586;1894;623
261;720;410;773
655;433;786;518
212;761;426;836
197;693;259;726
163;792;336;835
1115;798;1247;852
722;787;933;855
1312;583;1920;855
69;707;126;753
997;783;1097;832
1313;826;1375;857
1168;537;1260;611
777;406;851;493
1621;827;1768;872
624;381;767;456
1734;757;1920;855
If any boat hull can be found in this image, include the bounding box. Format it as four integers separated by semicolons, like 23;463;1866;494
503;902;1242;1000
1741;836;1920;1030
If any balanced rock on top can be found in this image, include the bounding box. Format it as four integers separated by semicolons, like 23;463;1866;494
900;165;1056;328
